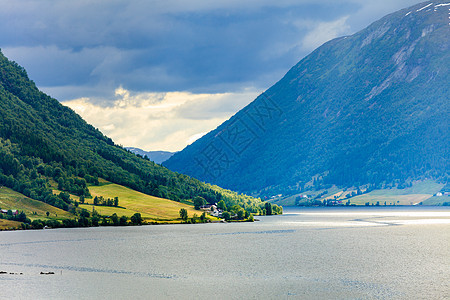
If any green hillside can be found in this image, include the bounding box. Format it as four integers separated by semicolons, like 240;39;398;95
165;1;449;197
0;49;281;222
0;182;213;225
80;181;213;221
0;219;22;230
0;187;72;220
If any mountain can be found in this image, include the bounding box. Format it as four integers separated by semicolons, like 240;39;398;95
125;147;174;164
0;49;276;216
165;1;449;196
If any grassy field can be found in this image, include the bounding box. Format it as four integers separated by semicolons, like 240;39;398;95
271;186;344;206
0;219;22;230
271;180;445;206
348;194;432;205
364;180;442;196
1;179;212;225
422;196;450;206
349;180;443;205
0;187;73;220
81;182;206;221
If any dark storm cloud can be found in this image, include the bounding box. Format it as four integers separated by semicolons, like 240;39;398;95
0;0;422;101
0;0;423;150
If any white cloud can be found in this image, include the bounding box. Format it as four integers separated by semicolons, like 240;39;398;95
300;16;351;52
186;132;208;146
62;87;258;151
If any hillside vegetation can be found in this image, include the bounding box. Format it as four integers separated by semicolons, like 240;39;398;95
0;187;72;219
0;49;281;223
81;182;208;221
0;219;22;230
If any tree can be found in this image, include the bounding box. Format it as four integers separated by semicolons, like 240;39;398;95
119;215;128;226
59;192;71;203
193;196;206;210
222;211;231;221
114;197;119;207
217;200;227;211
191;214;198;224
16;211;27;222
78;216;90;227
101;217;109;226
179;208;188;221
31;219;44;229
91;216;100;226
264;202;273;215
79;209;90;218
272;205;282;215
236;209;245;220
200;211;207;223
111;213;119;226
130;213;143;225
57;177;64;190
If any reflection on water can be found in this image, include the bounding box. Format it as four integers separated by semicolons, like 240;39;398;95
1;206;449;299
266;206;450;228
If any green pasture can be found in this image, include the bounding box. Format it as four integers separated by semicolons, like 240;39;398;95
0;187;73;220
84;182;204;221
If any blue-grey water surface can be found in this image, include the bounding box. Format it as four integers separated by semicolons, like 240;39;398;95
1;206;449;299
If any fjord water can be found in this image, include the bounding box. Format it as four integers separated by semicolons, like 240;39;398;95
1;207;449;299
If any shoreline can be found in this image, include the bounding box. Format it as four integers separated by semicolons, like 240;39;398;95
3;205;450;231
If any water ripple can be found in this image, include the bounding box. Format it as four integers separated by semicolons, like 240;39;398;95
0;262;177;279
0;238;102;247
209;229;296;236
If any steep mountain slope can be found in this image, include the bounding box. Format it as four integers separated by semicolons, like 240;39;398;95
0;50;268;214
165;1;449;196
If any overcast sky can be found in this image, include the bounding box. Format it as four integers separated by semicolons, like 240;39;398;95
1;0;421;151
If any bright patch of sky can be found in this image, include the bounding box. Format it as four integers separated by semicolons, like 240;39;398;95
62;87;259;152
0;0;421;150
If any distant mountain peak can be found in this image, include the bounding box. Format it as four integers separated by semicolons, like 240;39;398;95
125;147;174;164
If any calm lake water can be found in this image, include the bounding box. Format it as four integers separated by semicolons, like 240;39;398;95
1;206;449;300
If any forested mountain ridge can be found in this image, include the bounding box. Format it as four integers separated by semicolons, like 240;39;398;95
0;50;274;215
165;1;449;196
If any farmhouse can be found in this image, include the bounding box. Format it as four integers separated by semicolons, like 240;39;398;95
0;209;18;215
200;204;217;211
